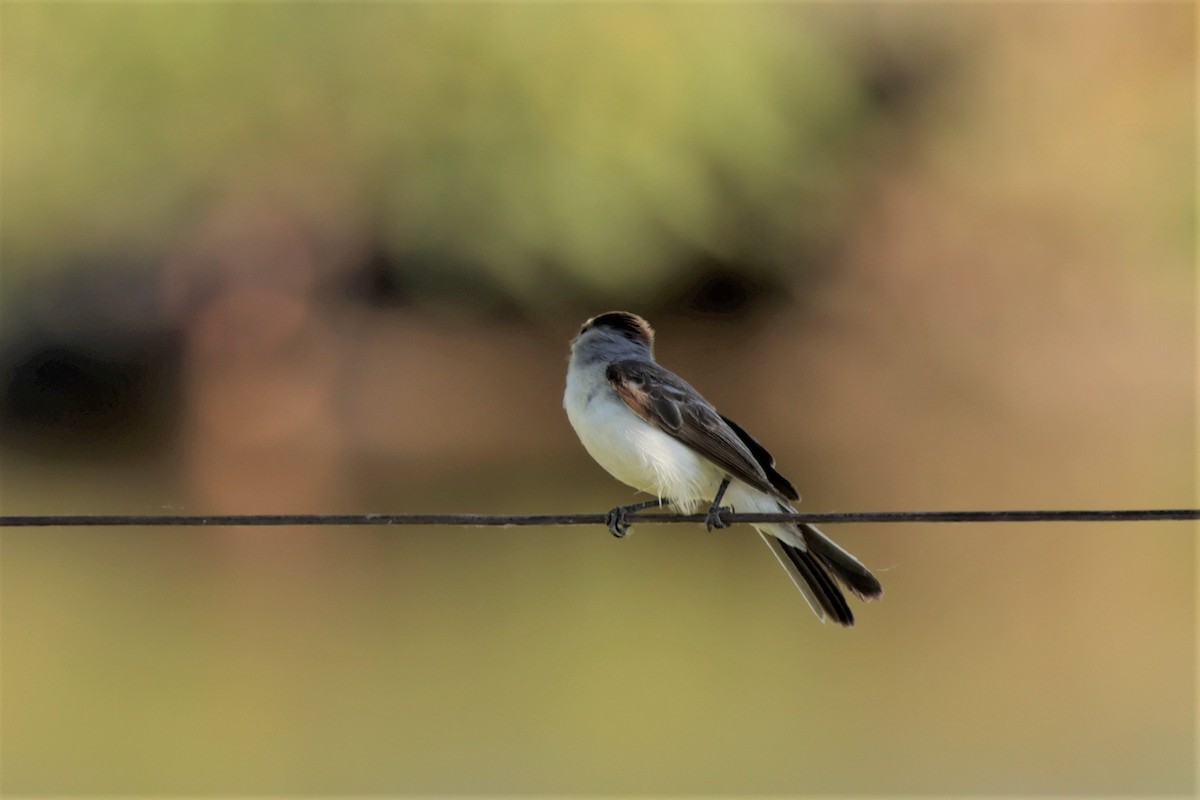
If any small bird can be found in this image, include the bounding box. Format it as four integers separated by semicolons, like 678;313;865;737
564;311;882;626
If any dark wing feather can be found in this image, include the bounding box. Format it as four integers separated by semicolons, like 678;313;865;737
720;415;799;500
605;360;781;497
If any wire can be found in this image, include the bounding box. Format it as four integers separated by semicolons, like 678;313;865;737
0;509;1196;527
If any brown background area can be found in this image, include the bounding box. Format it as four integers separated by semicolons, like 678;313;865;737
1;3;1193;794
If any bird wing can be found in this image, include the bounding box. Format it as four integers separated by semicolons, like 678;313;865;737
719;415;799;500
605;359;783;498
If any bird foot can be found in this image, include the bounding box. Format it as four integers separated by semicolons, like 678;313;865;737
605;498;672;538
606;506;633;538
705;505;735;532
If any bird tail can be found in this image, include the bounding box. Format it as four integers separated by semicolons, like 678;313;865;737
756;518;883;627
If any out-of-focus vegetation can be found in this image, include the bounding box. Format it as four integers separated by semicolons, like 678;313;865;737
1;2;1194;796
2;2;877;304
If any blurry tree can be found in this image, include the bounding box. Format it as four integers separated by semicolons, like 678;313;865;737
1;3;891;311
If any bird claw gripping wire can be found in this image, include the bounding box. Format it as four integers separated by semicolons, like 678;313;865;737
605;498;672;538
605;507;633;538
705;505;735;532
704;477;733;532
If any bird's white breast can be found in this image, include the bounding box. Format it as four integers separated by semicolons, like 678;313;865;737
564;362;722;509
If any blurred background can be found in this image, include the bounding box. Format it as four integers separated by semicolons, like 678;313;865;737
0;2;1194;795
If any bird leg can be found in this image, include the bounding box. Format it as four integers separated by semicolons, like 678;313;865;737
606;498;672;538
705;477;734;532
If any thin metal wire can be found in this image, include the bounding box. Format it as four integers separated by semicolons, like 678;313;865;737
0;509;1196;527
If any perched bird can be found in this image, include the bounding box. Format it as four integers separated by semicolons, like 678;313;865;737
564;311;882;626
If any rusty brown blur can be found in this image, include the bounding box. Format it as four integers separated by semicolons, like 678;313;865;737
0;3;1192;795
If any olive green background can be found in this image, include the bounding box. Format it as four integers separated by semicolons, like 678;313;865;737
1;2;1194;795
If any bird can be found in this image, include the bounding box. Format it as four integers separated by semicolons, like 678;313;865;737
563;310;882;626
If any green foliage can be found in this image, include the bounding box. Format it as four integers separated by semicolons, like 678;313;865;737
2;3;867;302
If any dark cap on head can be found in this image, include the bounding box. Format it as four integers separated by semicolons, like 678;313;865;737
581;311;655;347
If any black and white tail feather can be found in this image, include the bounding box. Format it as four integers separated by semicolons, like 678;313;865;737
757;507;883;626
